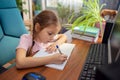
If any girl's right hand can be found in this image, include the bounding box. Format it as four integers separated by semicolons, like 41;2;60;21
51;53;67;64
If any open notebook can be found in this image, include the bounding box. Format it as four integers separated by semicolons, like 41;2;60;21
33;43;75;70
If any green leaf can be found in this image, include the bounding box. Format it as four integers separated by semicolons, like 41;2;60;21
71;0;106;37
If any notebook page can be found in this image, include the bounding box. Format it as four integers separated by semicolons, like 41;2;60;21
33;43;75;70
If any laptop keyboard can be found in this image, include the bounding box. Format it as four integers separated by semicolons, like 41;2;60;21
78;44;108;80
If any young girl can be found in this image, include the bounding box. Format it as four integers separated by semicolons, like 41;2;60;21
16;10;67;69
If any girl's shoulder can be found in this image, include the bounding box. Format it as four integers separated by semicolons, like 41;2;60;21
20;34;32;43
21;34;32;39
17;34;32;51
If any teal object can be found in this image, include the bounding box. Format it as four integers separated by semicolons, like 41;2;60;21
73;26;100;37
0;25;4;40
0;8;27;38
34;10;41;16
0;0;17;8
0;36;19;66
0;0;28;67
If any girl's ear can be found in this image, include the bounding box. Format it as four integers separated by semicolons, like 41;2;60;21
35;23;41;32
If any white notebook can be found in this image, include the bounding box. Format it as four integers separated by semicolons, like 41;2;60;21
33;43;75;70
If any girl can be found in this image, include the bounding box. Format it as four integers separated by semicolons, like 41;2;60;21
16;10;67;69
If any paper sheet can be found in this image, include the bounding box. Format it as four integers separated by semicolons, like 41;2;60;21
33;43;75;70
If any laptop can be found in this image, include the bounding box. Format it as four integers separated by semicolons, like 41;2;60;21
78;6;120;80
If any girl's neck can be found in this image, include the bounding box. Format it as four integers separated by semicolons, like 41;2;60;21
34;37;42;43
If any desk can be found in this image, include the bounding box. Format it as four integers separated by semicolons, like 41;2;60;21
0;39;91;80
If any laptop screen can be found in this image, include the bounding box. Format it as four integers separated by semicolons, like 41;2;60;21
108;6;120;63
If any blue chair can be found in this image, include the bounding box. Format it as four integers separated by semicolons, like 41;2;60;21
0;0;28;70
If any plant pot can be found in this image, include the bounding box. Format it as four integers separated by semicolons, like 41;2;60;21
95;21;106;37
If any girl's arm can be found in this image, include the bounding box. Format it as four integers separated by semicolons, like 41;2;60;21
54;34;67;45
16;48;67;69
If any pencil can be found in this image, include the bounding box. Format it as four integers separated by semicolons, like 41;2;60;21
56;45;62;54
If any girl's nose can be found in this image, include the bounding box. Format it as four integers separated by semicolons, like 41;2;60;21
49;34;56;41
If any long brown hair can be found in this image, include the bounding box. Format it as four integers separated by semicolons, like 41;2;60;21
27;10;60;56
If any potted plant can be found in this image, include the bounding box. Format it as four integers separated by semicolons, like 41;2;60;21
56;2;83;28
16;0;28;16
56;3;74;26
34;4;41;16
71;0;106;37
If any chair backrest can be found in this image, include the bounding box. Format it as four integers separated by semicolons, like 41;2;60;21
0;0;28;66
0;0;28;38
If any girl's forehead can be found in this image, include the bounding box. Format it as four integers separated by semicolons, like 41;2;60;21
45;25;61;32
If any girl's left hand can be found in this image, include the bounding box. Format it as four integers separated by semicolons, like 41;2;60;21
45;43;57;53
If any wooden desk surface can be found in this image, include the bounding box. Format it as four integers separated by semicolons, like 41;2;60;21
0;39;91;80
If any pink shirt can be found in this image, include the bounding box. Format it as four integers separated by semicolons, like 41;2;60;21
16;34;57;54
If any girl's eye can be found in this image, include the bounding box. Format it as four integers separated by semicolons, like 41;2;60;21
48;32;52;35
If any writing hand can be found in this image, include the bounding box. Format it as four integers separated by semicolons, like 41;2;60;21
51;53;67;64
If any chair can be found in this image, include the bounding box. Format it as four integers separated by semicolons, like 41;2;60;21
0;0;28;71
100;9;117;21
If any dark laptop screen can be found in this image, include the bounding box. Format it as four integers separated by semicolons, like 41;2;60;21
108;6;120;63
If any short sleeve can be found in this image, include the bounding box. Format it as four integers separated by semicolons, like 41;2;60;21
16;34;32;51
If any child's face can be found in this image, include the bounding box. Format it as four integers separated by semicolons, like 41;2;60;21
37;25;61;43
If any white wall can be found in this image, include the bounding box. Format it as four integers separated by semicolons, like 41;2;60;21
22;0;33;21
